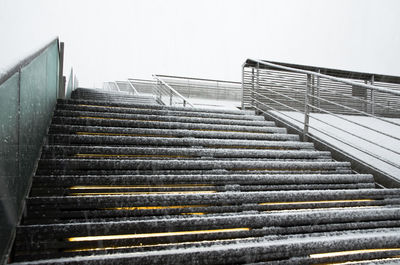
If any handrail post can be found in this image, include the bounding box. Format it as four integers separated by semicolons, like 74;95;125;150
316;69;321;112
303;74;312;142
256;62;260;111
251;68;255;107
170;90;173;106
58;42;65;99
241;64;245;110
371;75;375;115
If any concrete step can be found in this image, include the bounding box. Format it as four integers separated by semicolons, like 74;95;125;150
24;189;399;224
51;116;287;134
53;109;275;127
37;159;351;172
58;98;252;115
71;88;159;105
48;124;299;141
56;103;265;121
32;174;375;186
41;145;331;160
35;168;354;176
47;135;311;149
11;227;400;264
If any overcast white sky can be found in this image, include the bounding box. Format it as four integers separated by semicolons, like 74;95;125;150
1;0;399;87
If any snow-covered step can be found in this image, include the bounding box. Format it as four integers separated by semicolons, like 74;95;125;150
38;159;350;172
56;103;265;121
58;98;253;115
41;146;331;160
32;174;375;186
53;109;275;127
30;183;376;198
48;135;311;149
71;89;159;104
26;189;400;208
51;116;286;134
49;124;299;141
23;189;398;224
36;168;354;176
12;228;400;265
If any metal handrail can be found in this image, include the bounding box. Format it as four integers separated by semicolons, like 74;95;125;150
242;59;400;184
153;74;194;107
258;76;400;135
156;74;241;84
245;59;400;96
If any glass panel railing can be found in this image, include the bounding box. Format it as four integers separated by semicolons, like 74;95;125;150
0;38;60;263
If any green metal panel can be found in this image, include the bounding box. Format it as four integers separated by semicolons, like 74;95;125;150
0;39;59;263
0;73;20;263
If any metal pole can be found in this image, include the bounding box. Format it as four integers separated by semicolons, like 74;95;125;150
371;75;375;115
316;69;321;112
303;74;312;142
241;65;245;110
170;90;173;106
311;75;315;113
256;63;260;111
251;68;255;107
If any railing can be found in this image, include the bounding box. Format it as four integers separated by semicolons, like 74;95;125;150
102;81;120;92
102;80;139;95
242;59;400;187
156;74;242;102
152;75;194;107
0;38;63;263
127;78;155;95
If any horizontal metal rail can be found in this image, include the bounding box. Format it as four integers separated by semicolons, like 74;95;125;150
246;59;400;96
156;74;241;84
317;85;400;113
158;74;242;104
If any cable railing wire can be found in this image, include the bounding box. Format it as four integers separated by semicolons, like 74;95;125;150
243;58;400;177
250;93;400;170
307;88;400;128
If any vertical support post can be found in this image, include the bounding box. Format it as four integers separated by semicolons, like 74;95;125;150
364;80;368;113
170;90;173;106
311;75;315;113
241;64;245;110
303;74;312;142
371;75;375;115
251;68;255;107
58;42;65;99
316;70;321;112
183;100;186;107
255;62;260;111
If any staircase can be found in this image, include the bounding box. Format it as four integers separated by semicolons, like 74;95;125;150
9;88;400;264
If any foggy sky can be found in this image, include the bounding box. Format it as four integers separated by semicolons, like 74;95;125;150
1;0;400;87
